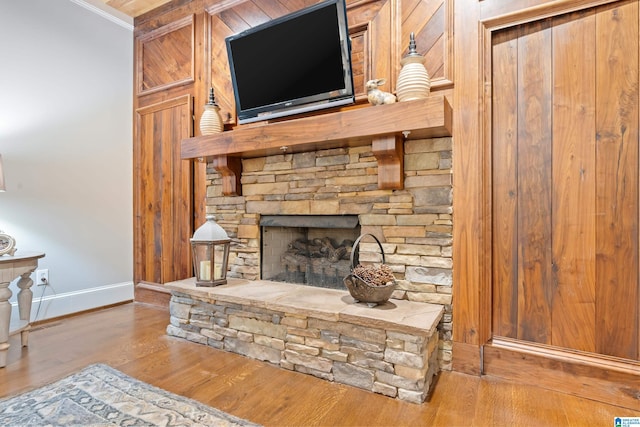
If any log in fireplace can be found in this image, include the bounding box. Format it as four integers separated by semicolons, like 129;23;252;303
260;215;360;289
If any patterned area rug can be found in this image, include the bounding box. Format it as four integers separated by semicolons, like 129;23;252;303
0;364;260;426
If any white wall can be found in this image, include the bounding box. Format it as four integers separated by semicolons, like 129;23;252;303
0;0;133;321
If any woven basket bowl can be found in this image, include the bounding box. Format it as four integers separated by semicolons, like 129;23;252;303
343;233;396;306
343;274;396;305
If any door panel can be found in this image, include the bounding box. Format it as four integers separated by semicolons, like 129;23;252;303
491;1;639;360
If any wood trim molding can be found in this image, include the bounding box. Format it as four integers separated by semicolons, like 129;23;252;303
452;341;483;376
485;339;640;409
389;0;401;93
442;0;455;88
134;282;171;308
204;0;247;15
492;337;640;376
480;0;620;30
428;0;455;90
452;0;483;348
135;94;192;115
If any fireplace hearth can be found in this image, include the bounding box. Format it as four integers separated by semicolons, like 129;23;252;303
260;215;359;289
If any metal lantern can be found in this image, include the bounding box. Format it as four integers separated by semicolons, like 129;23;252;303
191;214;230;286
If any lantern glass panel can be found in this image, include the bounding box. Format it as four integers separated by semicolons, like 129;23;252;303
214;245;228;280
194;243;213;281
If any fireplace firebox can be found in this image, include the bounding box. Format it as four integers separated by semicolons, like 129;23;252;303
260;215;360;289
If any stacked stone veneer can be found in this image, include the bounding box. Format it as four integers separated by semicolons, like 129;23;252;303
206;137;453;370
167;287;441;403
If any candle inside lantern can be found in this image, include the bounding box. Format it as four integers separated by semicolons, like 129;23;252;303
200;260;211;281
214;263;222;279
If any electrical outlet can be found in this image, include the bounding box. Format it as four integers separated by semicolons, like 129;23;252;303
36;269;49;286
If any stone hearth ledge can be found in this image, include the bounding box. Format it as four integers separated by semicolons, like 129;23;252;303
166;278;443;336
165;278;444;403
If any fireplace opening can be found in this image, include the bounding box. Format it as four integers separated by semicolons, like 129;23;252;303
260;215;360;289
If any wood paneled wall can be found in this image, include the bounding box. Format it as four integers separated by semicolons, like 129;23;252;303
453;0;640;408
492;2;639;360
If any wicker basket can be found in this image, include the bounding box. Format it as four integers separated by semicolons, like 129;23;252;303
343;233;396;307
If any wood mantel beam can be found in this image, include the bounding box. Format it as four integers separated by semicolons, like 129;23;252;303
181;96;452;160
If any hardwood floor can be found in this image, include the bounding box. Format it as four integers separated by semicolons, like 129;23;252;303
1;303;636;426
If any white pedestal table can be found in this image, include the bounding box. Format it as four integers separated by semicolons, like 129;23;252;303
0;251;45;367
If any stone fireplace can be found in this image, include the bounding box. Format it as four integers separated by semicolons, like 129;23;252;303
168;135;453;403
260;215;360;289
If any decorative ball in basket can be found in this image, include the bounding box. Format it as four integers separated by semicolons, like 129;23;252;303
343;233;396;307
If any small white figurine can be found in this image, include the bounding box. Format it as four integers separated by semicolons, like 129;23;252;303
366;78;397;106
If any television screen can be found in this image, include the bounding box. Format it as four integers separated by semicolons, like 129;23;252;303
226;0;354;124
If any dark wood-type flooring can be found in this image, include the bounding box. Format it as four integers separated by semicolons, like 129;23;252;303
1;303;637;426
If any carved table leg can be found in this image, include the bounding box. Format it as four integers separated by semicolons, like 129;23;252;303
0;280;12;368
17;272;33;347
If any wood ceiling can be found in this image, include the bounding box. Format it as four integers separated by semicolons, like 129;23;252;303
99;0;174;18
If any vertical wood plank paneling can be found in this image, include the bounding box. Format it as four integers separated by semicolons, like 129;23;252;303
491;27;519;338
173;102;193;280
595;0;639;359
136;113;155;283
157;109;172;282
516;20;553;344
453;0;483;363
135;96;193;286
150;112;163;283
550;10;597;352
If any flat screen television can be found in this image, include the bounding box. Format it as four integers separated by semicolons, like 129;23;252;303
225;0;354;124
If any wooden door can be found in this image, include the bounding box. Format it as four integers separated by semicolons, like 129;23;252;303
134;95;194;286
491;1;639;360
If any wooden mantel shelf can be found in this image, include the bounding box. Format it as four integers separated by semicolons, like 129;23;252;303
182;96;452;195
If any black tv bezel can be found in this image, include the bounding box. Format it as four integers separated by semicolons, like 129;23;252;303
225;0;355;124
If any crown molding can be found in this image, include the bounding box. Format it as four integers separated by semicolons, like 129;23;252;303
69;0;134;31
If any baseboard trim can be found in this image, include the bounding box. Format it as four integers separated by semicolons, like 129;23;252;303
483;339;640;410
452;341;482;375
30;301;132;327
134;282;171;307
11;282;134;323
136;282;172;294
